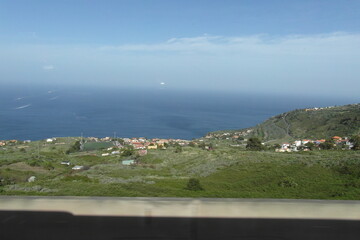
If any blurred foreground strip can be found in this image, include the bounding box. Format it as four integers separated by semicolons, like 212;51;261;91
1;196;360;220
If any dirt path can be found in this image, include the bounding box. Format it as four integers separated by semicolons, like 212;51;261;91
282;113;291;137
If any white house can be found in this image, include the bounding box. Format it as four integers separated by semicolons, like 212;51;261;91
72;165;84;170
294;140;302;147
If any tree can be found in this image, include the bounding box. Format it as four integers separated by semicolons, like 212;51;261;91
273;143;281;149
319;139;335;150
121;148;134;157
237;136;245;141
246;137;263;151
208;143;213;150
305;142;315;150
198;142;206;150
350;135;360;150
236;136;245;143
174;145;182;153
66;141;81;154
186;178;203;191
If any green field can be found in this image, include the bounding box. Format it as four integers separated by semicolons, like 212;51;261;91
1;138;359;199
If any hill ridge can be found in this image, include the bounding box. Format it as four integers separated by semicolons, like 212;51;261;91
206;103;360;141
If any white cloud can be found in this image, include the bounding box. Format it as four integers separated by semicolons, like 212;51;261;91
1;32;359;97
42;65;55;70
99;32;360;56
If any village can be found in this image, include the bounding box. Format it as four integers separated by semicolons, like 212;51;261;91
204;129;253;140
275;136;354;152
0;136;192;169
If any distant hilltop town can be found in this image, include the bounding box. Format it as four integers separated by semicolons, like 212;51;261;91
304;106;335;111
275;136;354;152
205;129;253;140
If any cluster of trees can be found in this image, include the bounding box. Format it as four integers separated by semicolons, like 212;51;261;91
246;137;264;151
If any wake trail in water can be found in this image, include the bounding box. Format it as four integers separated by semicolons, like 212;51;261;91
15;104;31;110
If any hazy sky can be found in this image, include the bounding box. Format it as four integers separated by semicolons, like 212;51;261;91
1;0;360;97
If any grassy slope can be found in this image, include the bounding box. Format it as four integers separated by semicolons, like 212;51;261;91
252;104;360;141
209;103;360;142
1;140;360;200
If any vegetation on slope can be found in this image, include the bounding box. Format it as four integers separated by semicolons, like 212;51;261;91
1;138;360;200
209;103;360;142
252;103;360;141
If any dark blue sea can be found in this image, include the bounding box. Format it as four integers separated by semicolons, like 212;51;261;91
0;85;357;140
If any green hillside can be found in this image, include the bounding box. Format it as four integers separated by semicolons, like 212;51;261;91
209;103;360;142
1;140;360;199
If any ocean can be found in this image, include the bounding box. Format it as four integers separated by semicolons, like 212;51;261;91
0;85;357;140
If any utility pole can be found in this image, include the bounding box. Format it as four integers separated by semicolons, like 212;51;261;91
80;132;84;151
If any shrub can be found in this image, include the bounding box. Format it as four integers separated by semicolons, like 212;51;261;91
121;148;134;157
66;141;81;154
319;139;335;150
27;160;40;167
246;137;264;151
278;177;298;188
174;146;182;153
186;178;204;191
41;162;54;170
0;177;15;186
350;135;360;150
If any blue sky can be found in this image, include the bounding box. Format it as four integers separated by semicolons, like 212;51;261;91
1;0;360;97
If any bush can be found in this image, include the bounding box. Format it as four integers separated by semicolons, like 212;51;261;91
27;160;40;167
66;141;81;154
121;148;134;157
278;177;298;188
186;178;204;191
0;177;15;186
246;137;264;151
174;146;182;153
41;162;54;170
350;135;360;150
319;139;335;150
